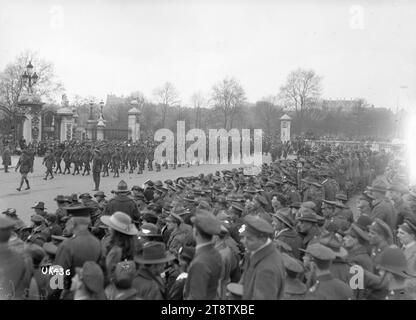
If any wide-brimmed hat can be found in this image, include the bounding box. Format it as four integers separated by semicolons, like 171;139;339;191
398;218;416;236
2;208;17;217
54;195;67;203
275;239;293;253
182;194;195;202
94;191;106;198
178;246;195;263
134;241;175;264
32;202;46;210
377;247;416;278
369;218;393;243
138;223;161;238
301;176;317;185
319;233;348;258
282;252;304;273
273;208;295;229
112;180;130;193
100;212;138;236
366;180;389;193
335;193;348;202
289;202;301;209
31;214;46;223
296;208;319;223
243;186;261;194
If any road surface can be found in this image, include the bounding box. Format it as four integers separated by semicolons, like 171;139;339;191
0;155;271;224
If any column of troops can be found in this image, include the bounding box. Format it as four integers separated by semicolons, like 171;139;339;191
2;143;416;300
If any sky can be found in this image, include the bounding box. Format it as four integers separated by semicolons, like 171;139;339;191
0;0;415;109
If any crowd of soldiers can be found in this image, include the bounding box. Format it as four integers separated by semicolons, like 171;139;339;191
2;142;416;300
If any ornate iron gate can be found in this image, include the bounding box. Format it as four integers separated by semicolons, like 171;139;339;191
103;128;128;140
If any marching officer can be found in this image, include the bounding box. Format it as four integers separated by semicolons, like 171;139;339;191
92;149;103;191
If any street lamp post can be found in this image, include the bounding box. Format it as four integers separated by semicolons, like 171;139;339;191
86;100;97;140
18;61;44;145
99;100;105;119
21;61;39;94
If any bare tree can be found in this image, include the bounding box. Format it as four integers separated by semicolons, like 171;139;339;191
190;92;206;128
0;50;64;140
153;82;180;128
128;90;147;109
254;96;282;136
278;68;322;133
210;77;246;130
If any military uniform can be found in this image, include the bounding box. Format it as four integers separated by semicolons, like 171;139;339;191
54;147;63;174
304;244;354;300
0;216;32;300
102;148;111;177
305;273;354;300
62;147;72;174
42;151;55;179
81;147;92;175
111;150;121;177
70;148;81;175
240;215;286;300
92;151;103;191
54;208;101;299
184;214;223;300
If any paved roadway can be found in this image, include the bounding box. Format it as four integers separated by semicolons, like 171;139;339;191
0;156;272;224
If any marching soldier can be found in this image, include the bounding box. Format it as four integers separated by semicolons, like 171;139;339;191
101;146;111;177
2;145;11;173
71;145;82;175
15;148;34;191
42;149;55;180
62;145;72;175
54;145;63;174
81;145;93;176
111;148;121;178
